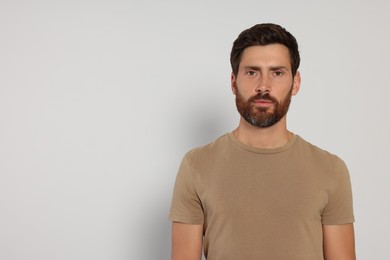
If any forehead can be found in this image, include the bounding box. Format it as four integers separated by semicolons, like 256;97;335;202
239;44;291;69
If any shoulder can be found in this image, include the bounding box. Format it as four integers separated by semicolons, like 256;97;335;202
295;135;346;170
184;133;230;162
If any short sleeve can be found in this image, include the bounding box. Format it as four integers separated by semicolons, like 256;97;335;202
169;154;204;224
322;157;355;225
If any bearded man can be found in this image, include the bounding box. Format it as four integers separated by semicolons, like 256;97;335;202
169;23;355;260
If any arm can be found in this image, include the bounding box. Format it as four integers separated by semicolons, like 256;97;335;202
172;222;203;260
323;223;356;260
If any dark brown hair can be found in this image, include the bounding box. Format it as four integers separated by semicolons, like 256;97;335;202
230;23;300;76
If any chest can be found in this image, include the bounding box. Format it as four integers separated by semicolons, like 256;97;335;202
197;156;332;223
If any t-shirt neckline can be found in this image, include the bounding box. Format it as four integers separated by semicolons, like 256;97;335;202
227;131;298;154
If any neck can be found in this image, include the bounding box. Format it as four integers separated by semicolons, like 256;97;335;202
233;116;293;149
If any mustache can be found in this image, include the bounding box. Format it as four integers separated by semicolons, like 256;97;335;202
249;92;277;103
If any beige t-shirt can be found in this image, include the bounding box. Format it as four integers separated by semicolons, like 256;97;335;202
169;133;354;260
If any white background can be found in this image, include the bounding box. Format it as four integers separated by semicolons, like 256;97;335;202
0;0;389;259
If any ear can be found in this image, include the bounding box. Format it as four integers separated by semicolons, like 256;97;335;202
231;73;237;95
291;71;301;96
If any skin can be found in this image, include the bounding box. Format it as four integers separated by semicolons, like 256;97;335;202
172;222;203;260
323;224;356;260
172;44;356;260
231;44;300;148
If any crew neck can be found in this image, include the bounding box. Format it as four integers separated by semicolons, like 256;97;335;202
227;131;298;154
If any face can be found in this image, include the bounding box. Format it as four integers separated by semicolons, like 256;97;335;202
231;44;300;128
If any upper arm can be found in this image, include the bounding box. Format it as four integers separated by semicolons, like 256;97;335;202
172;222;203;260
323;223;356;260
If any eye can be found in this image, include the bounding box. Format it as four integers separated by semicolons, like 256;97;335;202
245;70;258;77
273;70;284;77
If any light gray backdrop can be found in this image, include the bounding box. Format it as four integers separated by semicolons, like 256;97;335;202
0;0;389;259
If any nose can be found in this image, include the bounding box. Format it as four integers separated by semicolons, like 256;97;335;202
255;76;271;93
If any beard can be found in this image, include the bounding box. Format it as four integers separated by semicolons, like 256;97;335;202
235;86;293;128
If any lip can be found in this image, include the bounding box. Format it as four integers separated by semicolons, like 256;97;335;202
254;99;273;106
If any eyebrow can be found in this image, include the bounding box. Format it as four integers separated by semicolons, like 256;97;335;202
269;66;289;71
242;65;289;71
242;66;260;71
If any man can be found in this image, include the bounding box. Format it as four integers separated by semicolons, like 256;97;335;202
169;23;355;260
